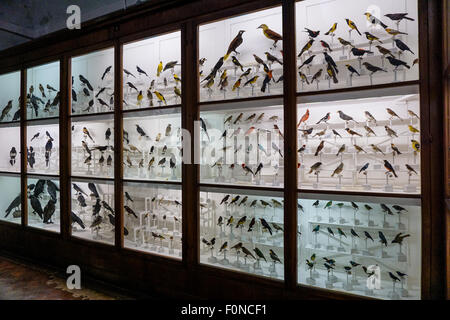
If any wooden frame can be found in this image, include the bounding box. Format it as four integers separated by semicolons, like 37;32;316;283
0;0;446;300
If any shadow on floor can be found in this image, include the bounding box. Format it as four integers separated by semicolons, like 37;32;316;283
0;254;135;300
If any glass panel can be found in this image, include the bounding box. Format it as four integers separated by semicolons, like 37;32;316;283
123;109;181;182
70;179;115;245
297;194;421;299
0;174;21;224
0;71;21;123
123;182;182;258
26;61;60;119
123;31;182;110
199;104;284;188
71;115;114;179
200;188;284;280
27;177;60;233
297;93;420;194
27;122;59;175
199;6;283;102
0;126;20;173
71;48;114;115
296;0;419;92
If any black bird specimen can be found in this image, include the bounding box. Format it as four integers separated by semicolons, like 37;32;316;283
71;211;85;229
136;65;149;77
43;199;56;224
346;64;360;76
163;61;178;72
380;203;394;215
225;30;245;59
127;82;139;92
101;66;112;80
105;128;111;140
351;48;373;57
388;272;401;282
102;201;114;214
72;89;78;102
385;13;415;22
124;205;138;218
46;180;59;202
0;100;13;121
30;194;44;219
200;117;210;141
363;62;387;75
73;183;87;196
364;231;374;242
394;39;414;54
4;194;21;218
386;56;410;69
298;55;315;69
9;147;17;166
34;180;46;198
304;28;320;38
324;52;338;74
135;124;149;139
108;214;129;236
79;75;93;91
378;231;388;246
124;69;136;78
31;132;40;141
125;192;134;203
88;183;100;199
260;218;273;235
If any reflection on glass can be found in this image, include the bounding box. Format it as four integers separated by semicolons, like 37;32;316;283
71;117;114;179
298;94;420;193
123;182;182;258
0;71;20;123
200;106;284;187
123;31;181;110
70;180;115;245
71;48;114;115
296;0;419;92
27;177;60;233
297;195;421;299
0;126;20;173
26;61;60;119
200;189;284;280
0;175;21;224
27;123;59;175
199;7;283;102
123;111;181;181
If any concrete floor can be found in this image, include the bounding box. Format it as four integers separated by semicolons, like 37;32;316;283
0;254;133;300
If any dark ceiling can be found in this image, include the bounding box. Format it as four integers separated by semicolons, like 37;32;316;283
0;0;148;52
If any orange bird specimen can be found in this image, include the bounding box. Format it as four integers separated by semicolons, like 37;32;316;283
297;109;310;127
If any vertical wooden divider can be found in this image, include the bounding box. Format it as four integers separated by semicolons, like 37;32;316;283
20;69;28;228
282;0;298;288
60;56;71;239
114;41;124;249
181;21;200;266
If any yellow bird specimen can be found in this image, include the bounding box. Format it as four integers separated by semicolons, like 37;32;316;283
324;23;337;35
408;125;420;133
345;18;362;35
137;90;143;105
174;74;182;84
157;61;163;77
257;24;283;47
174;87;181;98
154;91;167;105
411;139;420;152
385;28;408;36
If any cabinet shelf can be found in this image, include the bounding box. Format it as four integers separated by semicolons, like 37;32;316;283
297;81;419;104
123;105;181;118
297;189;421;205
200;183;284;197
